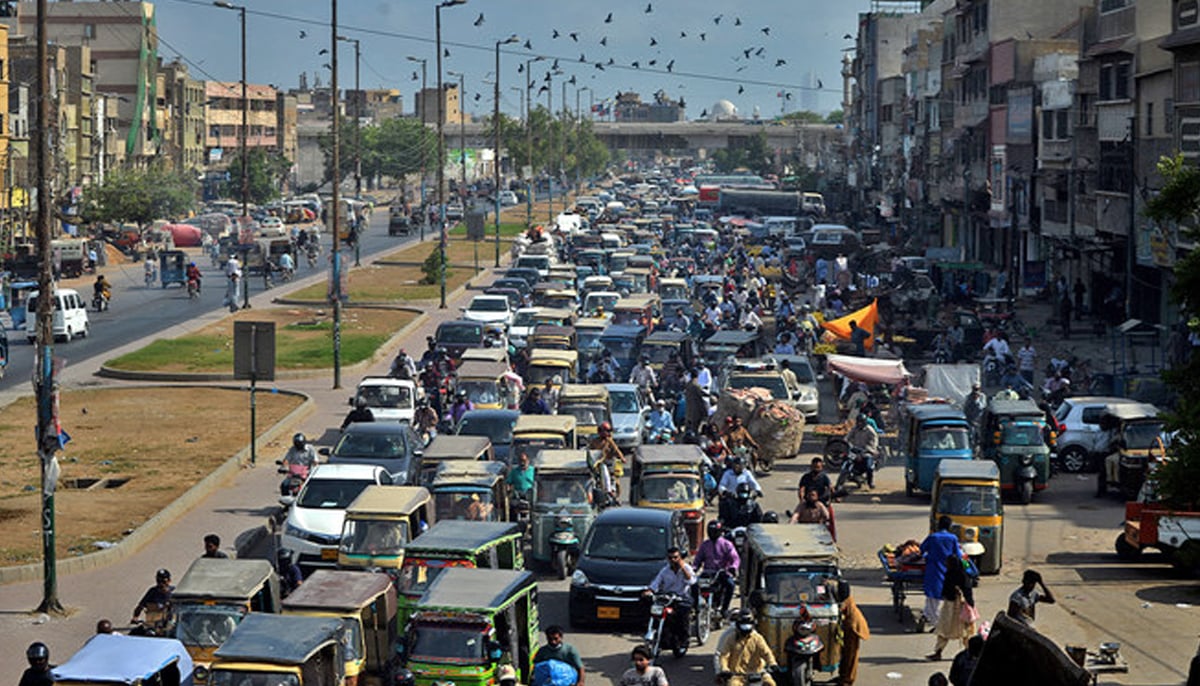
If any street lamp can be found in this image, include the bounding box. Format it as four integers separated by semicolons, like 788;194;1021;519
213;0;250;308
337;34;362;266
436;0;467;309
407;55;428;241
330;0;343;388
523;56;545;228
545;68;562;224
494;35;519;267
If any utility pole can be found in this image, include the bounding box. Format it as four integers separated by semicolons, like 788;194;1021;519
494;36;518;267
523;56;544;229
337;35;361;266
1126;115;1137;321
436;0;467;309
407;56;428;242
214;1;249;308
330;0;342;388
34;0;63;615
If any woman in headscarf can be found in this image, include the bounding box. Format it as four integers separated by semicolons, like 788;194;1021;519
839;585;871;685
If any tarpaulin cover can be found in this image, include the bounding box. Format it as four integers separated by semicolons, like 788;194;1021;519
53;634;194;686
821;300;879;350
826;354;911;385
923;364;981;407
163;223;203;247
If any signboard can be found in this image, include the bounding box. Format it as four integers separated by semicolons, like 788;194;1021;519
209;147;223;163
990;147;1007;214
522;165;533;180
233;321;276;381
1137;221;1176;268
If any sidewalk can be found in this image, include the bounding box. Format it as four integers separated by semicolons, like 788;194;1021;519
0;234;505;680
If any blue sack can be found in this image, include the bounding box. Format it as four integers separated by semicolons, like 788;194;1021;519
532;659;578;686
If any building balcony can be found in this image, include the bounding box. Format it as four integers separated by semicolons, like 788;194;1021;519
1038;139;1071;166
955;99;989;129
1097;101;1133;141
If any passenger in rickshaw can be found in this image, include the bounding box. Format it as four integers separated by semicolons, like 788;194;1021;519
921;428;962;451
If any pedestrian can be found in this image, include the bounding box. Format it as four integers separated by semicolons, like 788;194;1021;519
1006;569;1056;627
1073;278;1086;319
532;625;585;686
849;319;870;356
927;550;976;661
276;548;304;597
949;634;984;686
202;533;229;559
1016;339;1037;386
1060;295;1073;339
919;516;963;632
20;643;54;686
839;586;870;686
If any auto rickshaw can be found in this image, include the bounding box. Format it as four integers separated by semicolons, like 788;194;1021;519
454;360;509;410
901;405;974;497
531;449;601;578
525;349;578;386
54;634;194;686
612;294;659;331
282;570;398;686
931;460;1003;574
529;324;576;351
429;463;510;523
557;384;611;443
172;558;282;675
395;520;524;628
511;415;579;464
624;267;655;295
417;435;495;485
629;445;706;554
640;330;697;374
742;524;843;681
460;347;509;366
160;250;188;288
541;288;579;311
396;568;539;686
209;614;345;686
1097;402;1164;501
599;324;648;378
337;486;435;572
657;277;689;302
574;316;609;367
701;329;765;368
980;399;1053;504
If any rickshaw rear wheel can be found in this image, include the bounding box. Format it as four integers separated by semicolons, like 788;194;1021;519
554;549;571;580
1017;481;1033;505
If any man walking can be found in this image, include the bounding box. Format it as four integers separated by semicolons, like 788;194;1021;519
533;625;585;686
919;516;963;632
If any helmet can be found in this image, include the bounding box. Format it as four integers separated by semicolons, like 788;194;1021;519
27;643;49;662
456;389;468;399
761;511;780;523
736;481;752;499
277;548;294;563
733;609;756;634
599;421;612;434
706;520;723;537
156;568;172;583
292;433;306;449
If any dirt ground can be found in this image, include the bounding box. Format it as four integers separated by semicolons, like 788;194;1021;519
0;387;302;566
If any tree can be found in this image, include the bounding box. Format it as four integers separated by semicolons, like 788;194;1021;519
779;110;824;124
825;110;845;125
80;166;196;226
1141;153;1200;509
711;131;773;176
221;149;292;205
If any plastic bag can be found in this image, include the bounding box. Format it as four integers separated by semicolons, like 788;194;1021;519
532;659;579;686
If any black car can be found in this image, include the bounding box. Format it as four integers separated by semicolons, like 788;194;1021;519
491;277;533;298
434;319;489;359
503;267;542;289
321;421;424;485
455;408;519;464
568;507;691;627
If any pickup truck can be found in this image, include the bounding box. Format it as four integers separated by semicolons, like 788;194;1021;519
1118;500;1200;575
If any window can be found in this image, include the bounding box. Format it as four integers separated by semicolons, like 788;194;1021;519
1146;102;1154;136
881;105;893;123
1179;62;1200;103
1166;98;1175;132
1100;0;1129;11
1042;109;1069;140
1098;141;1132;192
83;23;95;39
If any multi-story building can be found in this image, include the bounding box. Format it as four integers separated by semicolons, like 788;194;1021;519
204;81;279;168
416;84;465;125
159;59;206;175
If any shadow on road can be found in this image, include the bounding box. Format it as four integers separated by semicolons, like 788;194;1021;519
1134;584;1200;605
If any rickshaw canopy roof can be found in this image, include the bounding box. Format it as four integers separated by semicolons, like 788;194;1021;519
1102;402;1161;421
985;399;1043;418
529;349;579;365
214;614;344;664
644;330;689;344
908;404;969;423
417;568;536;612
600;324;648;340
935;460;1000;482
559;384;610;402
704;330;761;347
534;308;576;322
54;635;194;685
460;348;508;364
431;464;503;488
174;558;276;600
282;569;394;611
534;449;590;471
746;523;838;561
423;435;492;461
827;354;911;385
404;520;521;554
514;414;577;434
575;317;610;331
636;444;706;465
532;324;575;338
615;294;658;308
455;360;508;379
345;485;432;516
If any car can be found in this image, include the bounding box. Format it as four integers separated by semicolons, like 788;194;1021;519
461;294;514;327
435;319;491;359
446;200;465;220
568;507;692;626
764;354;821;419
504;267;542;289
456;409;520;464
605;383;649;449
322;421;425;484
279;463;392;570
499;190;519;206
258;216;285;236
1053;396;1141;473
491;277;533;298
351;377;420;424
484;287;523;309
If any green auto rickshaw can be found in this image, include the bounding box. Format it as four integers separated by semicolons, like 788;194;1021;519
980;399;1052;504
531;449;601;579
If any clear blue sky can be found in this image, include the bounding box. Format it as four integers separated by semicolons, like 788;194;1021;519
157;0;872;119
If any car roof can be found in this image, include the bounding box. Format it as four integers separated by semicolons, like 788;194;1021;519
340;422;414;436
308;463;386;480
593;506;676;526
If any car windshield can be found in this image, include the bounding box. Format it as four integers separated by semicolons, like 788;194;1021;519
642;345;675;364
937;485;1000;516
438;324;483;344
469;298;509;312
610;390;640;414
357;385;413;409
583;523;668;561
578;331;604;352
175;604;245;647
790;361;816;383
409;622;488;664
560;405;607;426
297;478;375;509
1002;424;1045;447
919;427;970;451
601;338;638;360
536;474;592;505
763;567;839;604
333;431;407;459
640;475;701;504
458;415;515;444
340;519;409;555
512;311;539;327
1123;421;1165;450
210;672;299;686
458;380;501;406
728;376;787;399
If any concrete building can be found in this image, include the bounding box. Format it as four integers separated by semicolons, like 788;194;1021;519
347;88;404;124
158;59;206;175
613;91;686;123
416;84;464;125
204;81;280;167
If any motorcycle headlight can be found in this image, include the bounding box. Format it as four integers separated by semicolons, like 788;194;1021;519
571;569;590;587
1019;455;1033;466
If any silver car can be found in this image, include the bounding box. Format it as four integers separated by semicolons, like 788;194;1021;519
605;383;649;449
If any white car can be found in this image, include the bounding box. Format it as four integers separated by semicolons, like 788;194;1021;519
499;190;519;206
258;216;285;237
351;377;420;423
280;463;392;570
461;294;514;327
508;307;541;347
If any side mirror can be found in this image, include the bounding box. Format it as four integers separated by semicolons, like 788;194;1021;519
279;495;296;508
275;459;284;466
319;447;331;456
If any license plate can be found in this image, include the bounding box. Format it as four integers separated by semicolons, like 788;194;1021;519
597;606;619;620
321;548;338;561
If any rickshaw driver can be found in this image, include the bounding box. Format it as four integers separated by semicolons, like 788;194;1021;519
132;568;174;624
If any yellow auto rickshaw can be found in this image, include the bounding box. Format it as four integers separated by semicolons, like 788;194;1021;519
455;360;510;410
209;614;345;686
512;414;578;460
460;347;509;366
530;324;577;351
931;460;1002;574
556;384;611;443
630;444;706;554
525;349;578;386
418;435;495;486
171;558;282;676
337;485;435;571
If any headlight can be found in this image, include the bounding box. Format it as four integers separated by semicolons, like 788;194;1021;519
571;569;590;587
284;522;305;539
802;389;817;402
618;427;636;435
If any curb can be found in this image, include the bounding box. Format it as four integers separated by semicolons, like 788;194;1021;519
0;386;315;586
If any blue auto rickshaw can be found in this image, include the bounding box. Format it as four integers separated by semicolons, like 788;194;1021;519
902;404;974;497
160;250;188;288
7;279;39;330
53;633;195;686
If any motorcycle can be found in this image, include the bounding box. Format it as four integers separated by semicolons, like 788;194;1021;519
305;243;320;269
92;291;111;312
510;492;531;540
835;447;875;491
276;459;310;497
144;267;157;287
823;436;850;470
646;426;676;445
785;620;825;686
548;515;579;580
643;592;690;660
187;277;200;300
983;353;1003;386
697;569;732;628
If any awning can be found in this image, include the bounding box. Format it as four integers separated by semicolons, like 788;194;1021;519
826;354;911;385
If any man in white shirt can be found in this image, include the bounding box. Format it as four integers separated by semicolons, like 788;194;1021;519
694;362;713;394
1016;339;1037;385
982;332;1011;361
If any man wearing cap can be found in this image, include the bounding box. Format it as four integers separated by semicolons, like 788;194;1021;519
647;399;676;442
629;355;658;400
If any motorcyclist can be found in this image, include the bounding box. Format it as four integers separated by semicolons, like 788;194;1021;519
280;433;319;493
999;364;1031;397
647;399;677;442
520;387;551;415
414;397;439;442
717;608;779;686
446;389;474;425
20;643;54;686
277;251;295;279
629;355;658;400
693;520;739;619
724;481;765;529
276;548;304;597
844;414;879;489
144;256;157;284
94;274;112;304
131;568;174;625
590;421;627;483
643;546;695;655
342;397;375;429
390;349;417;380
963;383;987;442
185;262;202;293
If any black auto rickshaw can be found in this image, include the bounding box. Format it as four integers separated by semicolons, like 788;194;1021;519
172;557;282;676
160;250;188;288
701;329;765;368
980;399;1053;504
640;330;697;375
209;614;345;686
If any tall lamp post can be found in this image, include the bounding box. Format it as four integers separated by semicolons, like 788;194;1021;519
546;69;562;224
406;56;428;241
523;56;544;228
493;35;518;267
330;0;343;387
337;34;362;266
448;70;472;276
214;0;249;308
435;0;467;309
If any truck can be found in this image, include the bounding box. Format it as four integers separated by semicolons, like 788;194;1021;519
716;189;802;217
1117;500;1200;575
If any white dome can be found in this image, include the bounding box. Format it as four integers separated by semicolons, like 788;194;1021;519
710;100;738;120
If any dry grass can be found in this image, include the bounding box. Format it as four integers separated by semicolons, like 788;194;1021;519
0;387;303;566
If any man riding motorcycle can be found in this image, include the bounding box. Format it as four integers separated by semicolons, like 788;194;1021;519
185;262;202;294
717;609;779;686
279;433;319;496
94;275;112;307
647;399;677;443
643;546;695;656
844;414;879;489
693;520;739;619
724;481;765;529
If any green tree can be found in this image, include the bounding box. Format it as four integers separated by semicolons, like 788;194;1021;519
711;131;773;176
221;149;292;205
779;110;824;124
825;110;844;125
81;166;196;226
420;244;450;285
1141;153;1200;509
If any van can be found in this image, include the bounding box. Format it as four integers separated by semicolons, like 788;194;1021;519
801;192;826;216
25;289;89;343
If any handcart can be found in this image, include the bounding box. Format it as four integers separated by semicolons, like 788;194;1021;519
879;549;925;622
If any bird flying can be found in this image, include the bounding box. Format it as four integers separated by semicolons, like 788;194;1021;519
738;85;745;94
552;29;560;38
666;59;675;72
645;3;653;12
600;36;607;46
775;59;787;67
650;37;658;46
473;13;484;26
605;12;613;23
735;17;742;26
570;32;579;42
298;30;307;38
524;39;532;49
761;27;770;35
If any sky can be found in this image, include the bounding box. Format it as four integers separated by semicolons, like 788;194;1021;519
155;0;876;120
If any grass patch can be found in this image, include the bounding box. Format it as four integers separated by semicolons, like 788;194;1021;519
448;222;527;238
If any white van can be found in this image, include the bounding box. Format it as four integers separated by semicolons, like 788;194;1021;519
25;289;89;343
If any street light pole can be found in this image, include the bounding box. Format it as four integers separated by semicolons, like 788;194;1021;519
337;35;362;266
436;0;467;309
494;35;518;267
523;56;543;229
406;56;427;242
214;1;249;308
448;71;467;199
330;0;342;388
